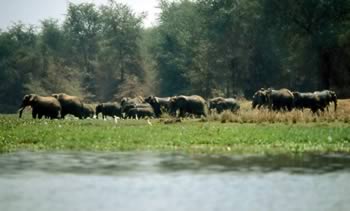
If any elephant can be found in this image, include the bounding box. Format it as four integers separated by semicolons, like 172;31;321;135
144;96;171;117
169;95;207;118
81;104;95;119
52;93;84;119
209;97;240;113
293;92;324;113
95;102;122;119
252;88;268;109
18;94;61;119
266;88;294;111
121;96;145;114
314;90;337;112
126;107;155;119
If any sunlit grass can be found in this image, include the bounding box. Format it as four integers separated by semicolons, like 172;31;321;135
208;99;350;124
1;110;350;154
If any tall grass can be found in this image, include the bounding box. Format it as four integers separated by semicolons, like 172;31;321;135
207;99;350;124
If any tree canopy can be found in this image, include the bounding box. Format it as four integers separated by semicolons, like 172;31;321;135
1;0;350;112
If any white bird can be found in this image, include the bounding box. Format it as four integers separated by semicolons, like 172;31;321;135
114;116;120;124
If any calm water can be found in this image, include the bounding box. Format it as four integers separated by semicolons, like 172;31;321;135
0;152;350;211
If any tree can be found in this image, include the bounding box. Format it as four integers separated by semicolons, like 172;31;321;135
264;0;350;90
153;0;206;96
64;3;101;97
98;0;145;100
0;23;40;111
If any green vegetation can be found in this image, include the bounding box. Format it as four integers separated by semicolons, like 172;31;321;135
1;0;350;113
1;114;350;154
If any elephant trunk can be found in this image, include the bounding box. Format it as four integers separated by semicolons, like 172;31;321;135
18;107;25;118
333;98;337;112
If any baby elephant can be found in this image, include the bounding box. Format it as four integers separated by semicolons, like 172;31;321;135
96;102;122;119
209;97;240;113
127;108;155;119
82;104;95;119
126;104;155;119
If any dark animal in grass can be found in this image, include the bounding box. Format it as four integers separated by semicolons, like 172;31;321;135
252;88;268;109
314;90;337;112
18;94;61;119
209;97;240;113
121;96;145;114
293;92;324;113
126;106;155;119
144;95;171;117
95;102;122;119
52;93;84;119
169;95;207;118
266;88;294;111
81;104;95;119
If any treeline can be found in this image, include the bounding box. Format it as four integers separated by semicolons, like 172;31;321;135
1;0;350;113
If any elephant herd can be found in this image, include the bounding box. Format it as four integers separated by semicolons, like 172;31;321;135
18;93;240;120
252;88;337;113
18;88;336;120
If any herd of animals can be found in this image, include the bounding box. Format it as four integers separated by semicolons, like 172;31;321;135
17;88;337;120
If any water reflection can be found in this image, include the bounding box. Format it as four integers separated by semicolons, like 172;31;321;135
0;152;350;175
1;152;350;211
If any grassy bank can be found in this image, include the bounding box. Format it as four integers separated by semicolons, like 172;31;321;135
1;114;350;154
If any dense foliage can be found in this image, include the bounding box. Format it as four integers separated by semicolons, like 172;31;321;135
1;0;350;113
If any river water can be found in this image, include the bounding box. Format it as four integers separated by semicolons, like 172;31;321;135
0;152;349;211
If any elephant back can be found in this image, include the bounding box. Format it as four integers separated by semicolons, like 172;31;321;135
52;93;84;118
170;95;207;117
266;88;294;111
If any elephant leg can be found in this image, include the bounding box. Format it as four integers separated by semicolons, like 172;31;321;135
178;109;183;117
32;111;38;119
52;112;59;119
38;113;43;119
61;112;66;119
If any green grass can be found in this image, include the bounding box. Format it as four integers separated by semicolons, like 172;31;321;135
1;114;350;154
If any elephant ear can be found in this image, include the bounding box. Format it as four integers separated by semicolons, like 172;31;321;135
121;97;128;105
23;94;31;101
154;97;159;104
28;94;36;103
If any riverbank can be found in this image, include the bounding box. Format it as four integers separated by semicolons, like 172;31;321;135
1;114;349;154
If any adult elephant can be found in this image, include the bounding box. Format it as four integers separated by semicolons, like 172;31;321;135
144;96;171;118
121;96;145;114
18;94;61;119
52;93;84;119
82;104;95;119
314;90;337;111
96;102;122;119
293;92;324;113
252;89;268;109
209;97;240;113
266;88;294;111
170;95;207;118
